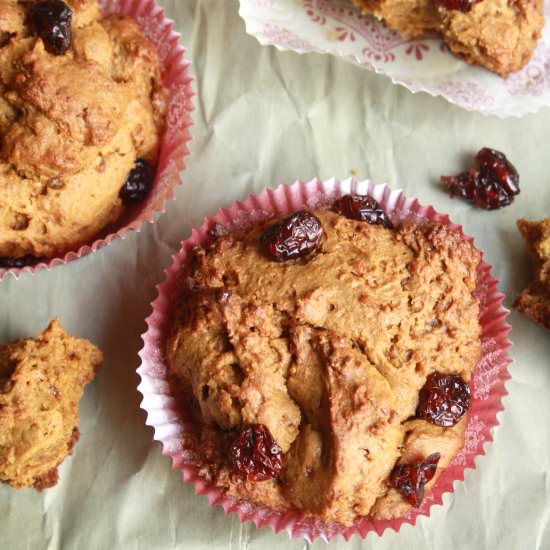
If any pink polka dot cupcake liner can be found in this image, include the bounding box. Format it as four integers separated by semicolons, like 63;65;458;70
138;178;512;541
0;0;194;281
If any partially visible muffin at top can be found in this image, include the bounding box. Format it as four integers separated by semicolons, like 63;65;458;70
0;0;167;262
166;195;482;526
351;0;543;76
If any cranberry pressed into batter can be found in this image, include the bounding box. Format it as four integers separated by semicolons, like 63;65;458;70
390;453;441;507
332;194;393;228
437;0;483;12
29;0;73;55
229;424;283;481
261;211;323;262
417;372;471;428
119;159;155;205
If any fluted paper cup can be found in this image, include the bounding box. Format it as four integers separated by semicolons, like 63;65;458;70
0;0;194;281
138;178;512;541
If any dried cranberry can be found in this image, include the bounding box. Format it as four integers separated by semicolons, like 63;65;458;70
29;0;72;56
0;255;41;268
0;31;15;49
332;194;393;228
437;0;482;11
390;453;441;507
417;372;471;427
476;148;519;195
229;424;283;481
442;148;519;210
260;211;323;262
119;159;155;205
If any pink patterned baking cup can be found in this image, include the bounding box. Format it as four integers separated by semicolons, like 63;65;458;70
138;178;512;542
0;0;194;281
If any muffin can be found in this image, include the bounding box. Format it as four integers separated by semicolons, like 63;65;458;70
165;194;482;526
0;0;167;263
514;218;550;331
351;0;544;76
0;319;102;489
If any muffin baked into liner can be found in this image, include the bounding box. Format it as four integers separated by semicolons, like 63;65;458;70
0;0;194;281
138;178;512;541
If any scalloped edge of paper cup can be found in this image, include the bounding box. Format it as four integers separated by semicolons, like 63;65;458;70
138;178;512;542
0;0;194;281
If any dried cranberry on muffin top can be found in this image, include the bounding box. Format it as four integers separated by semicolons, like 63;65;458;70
0;0;167;262
165;195;481;525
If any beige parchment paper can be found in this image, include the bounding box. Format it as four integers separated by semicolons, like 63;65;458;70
1;1;550;548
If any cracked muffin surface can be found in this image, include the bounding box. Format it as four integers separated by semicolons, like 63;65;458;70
0;319;102;489
166;205;482;525
0;0;167;259
351;0;543;76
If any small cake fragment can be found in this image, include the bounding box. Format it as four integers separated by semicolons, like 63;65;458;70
0;319;102;489
514;218;550;331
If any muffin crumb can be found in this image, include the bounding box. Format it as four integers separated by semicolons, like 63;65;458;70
514;218;550;331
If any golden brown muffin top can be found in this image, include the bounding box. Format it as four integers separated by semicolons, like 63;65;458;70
167;206;482;525
0;0;166;258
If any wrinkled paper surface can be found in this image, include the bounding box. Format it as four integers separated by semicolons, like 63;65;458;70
1;0;550;548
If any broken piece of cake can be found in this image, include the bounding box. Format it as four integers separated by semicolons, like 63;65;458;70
351;0;544;76
0;319;102;490
514;218;550;331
